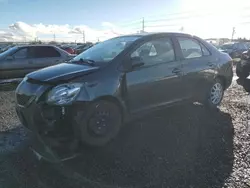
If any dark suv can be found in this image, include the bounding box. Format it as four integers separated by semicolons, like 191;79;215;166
219;42;248;59
15;33;233;162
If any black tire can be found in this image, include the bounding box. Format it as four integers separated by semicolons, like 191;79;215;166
205;78;224;109
77;100;122;147
236;62;249;79
236;68;249;79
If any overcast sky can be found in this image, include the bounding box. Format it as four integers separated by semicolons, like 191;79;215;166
0;0;250;42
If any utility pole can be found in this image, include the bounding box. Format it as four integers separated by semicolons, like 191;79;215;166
180;26;184;32
53;33;56;41
142;17;145;33
82;31;85;43
231;27;235;41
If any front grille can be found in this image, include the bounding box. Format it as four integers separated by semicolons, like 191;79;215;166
16;94;33;106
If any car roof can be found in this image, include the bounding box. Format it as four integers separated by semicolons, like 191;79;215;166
120;32;194;38
15;44;58;48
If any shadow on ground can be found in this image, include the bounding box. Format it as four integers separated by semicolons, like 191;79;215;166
0;104;234;188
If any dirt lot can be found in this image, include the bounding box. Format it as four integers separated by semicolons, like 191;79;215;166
0;78;250;188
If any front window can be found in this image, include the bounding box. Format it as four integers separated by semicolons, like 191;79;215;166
13;48;28;59
131;37;175;66
0;46;18;59
72;36;140;63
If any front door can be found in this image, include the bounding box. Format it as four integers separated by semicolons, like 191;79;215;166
0;47;31;79
125;37;186;113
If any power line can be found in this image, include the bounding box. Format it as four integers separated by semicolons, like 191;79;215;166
145;23;182;28
144;12;217;24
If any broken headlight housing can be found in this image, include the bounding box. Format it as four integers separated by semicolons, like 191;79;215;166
47;83;82;105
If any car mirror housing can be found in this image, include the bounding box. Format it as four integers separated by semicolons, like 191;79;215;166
131;57;145;69
118;57;144;72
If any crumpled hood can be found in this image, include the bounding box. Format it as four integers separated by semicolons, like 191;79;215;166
27;63;99;83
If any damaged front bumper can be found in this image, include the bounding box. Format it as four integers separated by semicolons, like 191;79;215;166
27;129;79;163
15;80;83;163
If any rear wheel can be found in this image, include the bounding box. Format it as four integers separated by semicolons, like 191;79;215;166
205;78;224;109
78;100;122;147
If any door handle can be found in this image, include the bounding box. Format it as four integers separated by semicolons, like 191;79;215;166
172;68;181;74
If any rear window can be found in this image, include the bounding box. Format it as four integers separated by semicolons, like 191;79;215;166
30;46;61;58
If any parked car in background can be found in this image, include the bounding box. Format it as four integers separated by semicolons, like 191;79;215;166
74;42;93;54
245;42;250;49
0;45;75;84
15;32;233;162
219;42;248;59
0;44;16;53
59;45;76;54
236;49;250;78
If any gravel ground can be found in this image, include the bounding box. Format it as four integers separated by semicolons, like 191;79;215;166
0;91;19;131
0;78;249;188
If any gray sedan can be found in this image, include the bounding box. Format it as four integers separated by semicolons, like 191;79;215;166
0;45;75;84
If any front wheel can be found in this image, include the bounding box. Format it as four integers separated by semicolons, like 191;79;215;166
77;100;122;147
205;79;224;109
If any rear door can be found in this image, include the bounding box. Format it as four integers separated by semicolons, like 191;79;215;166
28;46;63;70
175;36;216;99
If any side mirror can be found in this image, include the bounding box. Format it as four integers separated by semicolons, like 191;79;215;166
118;56;145;72
5;56;14;61
131;57;145;69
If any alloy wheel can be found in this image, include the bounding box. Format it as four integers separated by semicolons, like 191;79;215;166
210;82;223;105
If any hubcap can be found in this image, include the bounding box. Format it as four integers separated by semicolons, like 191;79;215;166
88;111;111;136
210;82;223;105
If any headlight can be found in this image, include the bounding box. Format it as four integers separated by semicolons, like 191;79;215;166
47;83;82;105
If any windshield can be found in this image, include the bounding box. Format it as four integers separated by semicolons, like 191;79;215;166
0;46;18;58
72;36;139;63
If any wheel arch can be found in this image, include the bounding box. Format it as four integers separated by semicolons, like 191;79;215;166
215;75;227;90
93;95;127;121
